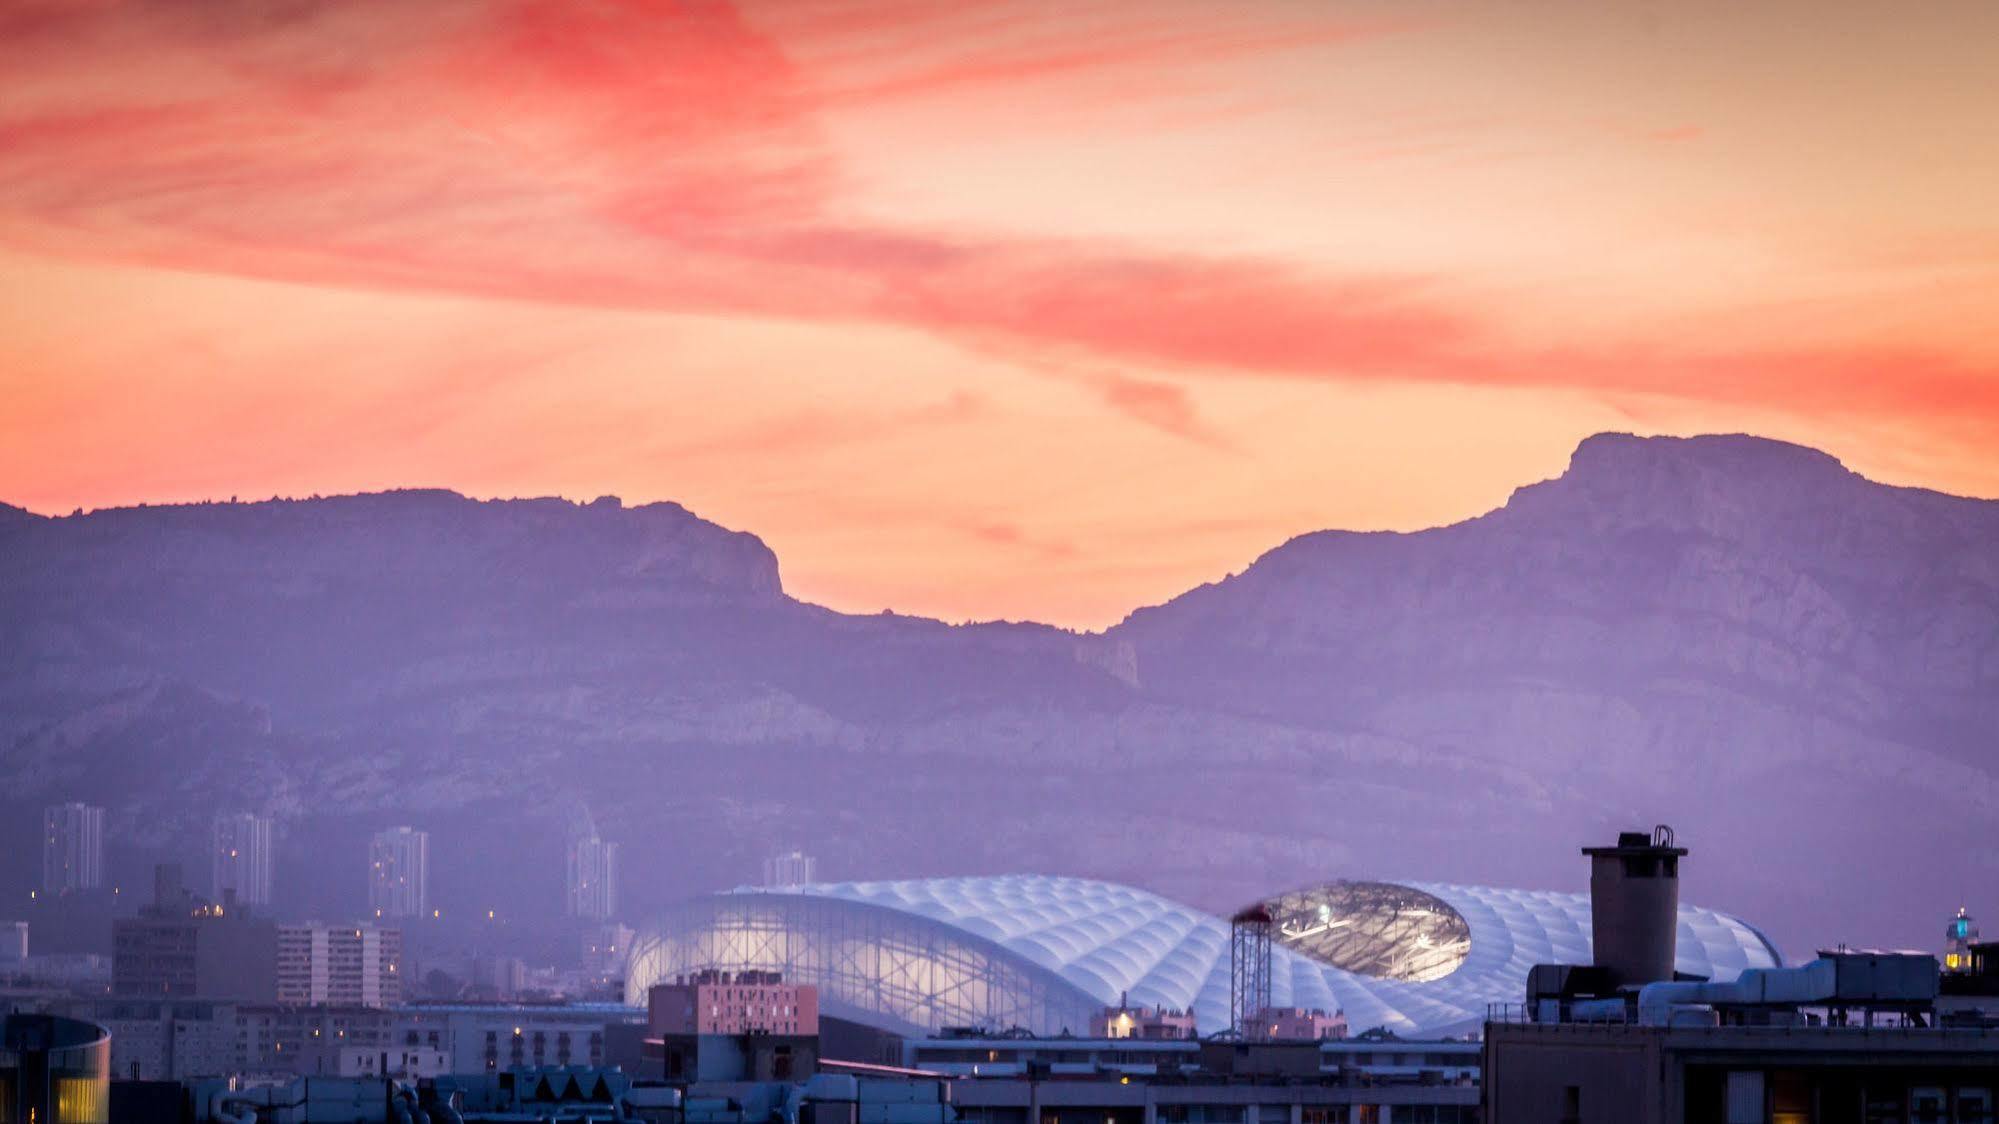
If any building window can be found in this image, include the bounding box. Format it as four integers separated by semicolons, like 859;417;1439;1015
1725;1073;1763;1124
1159;1108;1245;1124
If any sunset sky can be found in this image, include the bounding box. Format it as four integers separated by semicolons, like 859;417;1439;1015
4;0;1997;627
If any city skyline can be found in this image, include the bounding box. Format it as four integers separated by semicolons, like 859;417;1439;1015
4;1;1998;627
2;2;1995;1113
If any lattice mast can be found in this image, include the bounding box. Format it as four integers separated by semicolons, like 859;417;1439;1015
1230;904;1273;1039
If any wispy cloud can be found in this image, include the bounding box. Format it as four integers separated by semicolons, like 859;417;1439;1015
643;390;987;463
0;0;1994;455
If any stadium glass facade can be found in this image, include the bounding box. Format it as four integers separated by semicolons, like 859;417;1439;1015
626;874;1782;1039
625;891;1102;1036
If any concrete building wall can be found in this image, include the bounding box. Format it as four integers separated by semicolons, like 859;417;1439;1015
101;1014;173;1081
61;1000;242;1082
1;921;27;961
112;919;199;996
1484;1028;1663;1124
276;923;401;1007
194;917;278;1002
114;913;277;1001
947;1075;1478;1124
655;1033;818;1082
1486;1021;1999;1124
391;1006;634;1074
234;1006;396;1076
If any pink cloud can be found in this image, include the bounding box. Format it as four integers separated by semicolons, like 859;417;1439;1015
0;0;1993;451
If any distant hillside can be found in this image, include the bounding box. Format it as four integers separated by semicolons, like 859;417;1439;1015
3;434;1994;956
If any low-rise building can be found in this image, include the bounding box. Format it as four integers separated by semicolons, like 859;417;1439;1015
330;1043;451;1079
647;969;817;1035
102;998;240;1081
646;970;819;1082
1482;830;1999;1123
948;1071;1476;1124
237;1004;397;1076
23;996;645;1085
1091;1000;1197;1040
899;1032;1479;1084
392;1001;645;1074
38;999;400;1081
1940;937;1999;1028
468;955;526;1001
1254;1006;1348;1041
4;953;110;990
1490;1022;1999;1123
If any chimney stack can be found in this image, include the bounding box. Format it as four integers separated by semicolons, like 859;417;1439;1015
1582;826;1686;988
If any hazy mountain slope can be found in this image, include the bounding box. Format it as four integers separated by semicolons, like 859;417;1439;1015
1110;434;1999;946
1116;434;1999;761
0;489;1142;932
2;434;1994;956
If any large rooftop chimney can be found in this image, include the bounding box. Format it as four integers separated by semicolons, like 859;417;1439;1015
1582;826;1687;988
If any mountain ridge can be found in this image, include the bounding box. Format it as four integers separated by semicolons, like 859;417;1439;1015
9;431;1990;633
2;431;1994;957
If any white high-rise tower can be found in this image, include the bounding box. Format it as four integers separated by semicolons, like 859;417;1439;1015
566;835;619;921
762;849;816;888
368;826;429;918
212;812;275;907
42;803;105;895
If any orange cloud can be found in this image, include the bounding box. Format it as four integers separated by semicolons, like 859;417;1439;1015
1;0;1995;486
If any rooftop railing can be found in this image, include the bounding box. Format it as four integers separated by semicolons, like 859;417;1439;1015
1487;1001;1999;1037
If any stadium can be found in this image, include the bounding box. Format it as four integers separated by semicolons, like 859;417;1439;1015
624;874;1781;1038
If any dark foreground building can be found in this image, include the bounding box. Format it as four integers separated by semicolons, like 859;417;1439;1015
111;864;278;1002
1484;830;1999;1124
1486;1009;1999;1123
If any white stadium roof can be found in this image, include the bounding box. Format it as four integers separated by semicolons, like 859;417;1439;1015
626;873;1781;1038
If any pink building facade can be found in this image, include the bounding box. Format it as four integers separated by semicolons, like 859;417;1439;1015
647;969;818;1036
1091;1000;1198;1040
1255;1006;1348;1040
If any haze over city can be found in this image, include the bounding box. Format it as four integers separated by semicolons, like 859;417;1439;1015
4;5;1999;1121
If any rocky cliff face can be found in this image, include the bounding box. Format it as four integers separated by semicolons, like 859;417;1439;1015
1109;434;1999;949
1117;433;1999;763
2;435;1993;956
